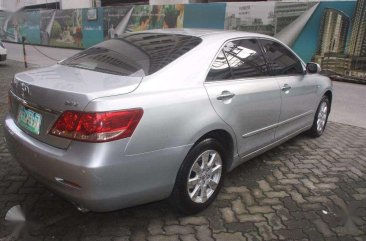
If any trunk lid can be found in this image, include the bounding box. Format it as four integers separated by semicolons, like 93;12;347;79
9;64;142;149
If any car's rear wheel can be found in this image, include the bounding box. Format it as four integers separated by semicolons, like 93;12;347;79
170;138;226;214
307;95;330;137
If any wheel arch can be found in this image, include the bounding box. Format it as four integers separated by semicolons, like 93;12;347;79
324;90;332;113
192;129;236;172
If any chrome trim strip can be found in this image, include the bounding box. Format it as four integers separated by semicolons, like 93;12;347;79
242;110;313;138
278;110;314;126
10;90;61;115
241;124;312;158
242;122;278;138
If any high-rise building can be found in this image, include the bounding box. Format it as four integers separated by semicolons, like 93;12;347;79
317;8;350;55
348;0;366;57
314;8;351;77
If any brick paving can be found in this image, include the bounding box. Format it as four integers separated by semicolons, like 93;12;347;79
0;60;366;241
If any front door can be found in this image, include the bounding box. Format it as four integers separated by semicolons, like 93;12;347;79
259;39;318;139
204;39;281;157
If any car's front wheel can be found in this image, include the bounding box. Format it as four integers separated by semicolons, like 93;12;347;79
307;95;330;137
170;138;226;214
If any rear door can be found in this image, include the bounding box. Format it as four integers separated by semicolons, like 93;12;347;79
259;39;318;139
204;38;281;157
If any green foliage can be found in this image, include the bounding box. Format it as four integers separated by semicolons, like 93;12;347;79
51;20;62;39
66;19;73;27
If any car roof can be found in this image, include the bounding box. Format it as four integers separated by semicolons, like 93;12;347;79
136;28;274;40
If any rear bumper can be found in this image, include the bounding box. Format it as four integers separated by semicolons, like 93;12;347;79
4;114;191;212
0;54;6;61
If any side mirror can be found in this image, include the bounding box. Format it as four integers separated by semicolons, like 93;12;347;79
306;62;321;74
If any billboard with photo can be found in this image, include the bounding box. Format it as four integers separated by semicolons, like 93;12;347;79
49;9;83;48
291;1;365;80
225;2;275;36
103;6;133;40
40;10;55;46
1;10;41;44
127;4;184;32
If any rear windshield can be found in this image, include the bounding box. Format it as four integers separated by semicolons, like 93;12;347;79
60;33;202;76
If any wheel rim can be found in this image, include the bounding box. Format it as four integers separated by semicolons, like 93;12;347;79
317;101;328;133
187;150;222;204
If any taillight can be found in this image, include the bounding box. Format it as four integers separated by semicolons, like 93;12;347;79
50;109;143;142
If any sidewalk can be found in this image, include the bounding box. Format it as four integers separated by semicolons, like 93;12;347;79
2;42;79;67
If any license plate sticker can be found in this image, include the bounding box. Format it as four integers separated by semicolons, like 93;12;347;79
17;106;42;135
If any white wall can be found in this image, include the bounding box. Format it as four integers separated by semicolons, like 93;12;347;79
60;0;92;9
0;0;58;12
149;0;189;5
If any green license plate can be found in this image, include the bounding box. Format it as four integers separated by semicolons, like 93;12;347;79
17;106;42;135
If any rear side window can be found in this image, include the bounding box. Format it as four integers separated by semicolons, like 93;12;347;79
206;38;268;81
224;39;268;79
259;39;304;75
61;33;202;76
206;50;231;81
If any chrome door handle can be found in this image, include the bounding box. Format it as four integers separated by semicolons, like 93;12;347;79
281;84;291;92
217;91;235;101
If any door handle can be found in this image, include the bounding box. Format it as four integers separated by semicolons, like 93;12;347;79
281;84;291;92
217;91;235;101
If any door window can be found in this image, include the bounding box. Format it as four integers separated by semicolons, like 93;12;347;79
224;39;268;79
259;39;304;76
206;50;231;81
206;39;268;81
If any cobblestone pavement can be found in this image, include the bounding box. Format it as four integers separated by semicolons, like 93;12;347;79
0;60;366;241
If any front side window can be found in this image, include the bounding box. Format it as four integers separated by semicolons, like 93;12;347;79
259;39;304;76
206;38;268;81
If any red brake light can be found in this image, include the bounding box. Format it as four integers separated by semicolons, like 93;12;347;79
50;109;143;142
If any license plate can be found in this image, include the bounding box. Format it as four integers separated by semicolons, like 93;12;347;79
17;106;42;135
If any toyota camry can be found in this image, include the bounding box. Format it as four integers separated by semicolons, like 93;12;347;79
4;29;332;214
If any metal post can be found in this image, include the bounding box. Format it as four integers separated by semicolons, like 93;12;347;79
21;36;27;69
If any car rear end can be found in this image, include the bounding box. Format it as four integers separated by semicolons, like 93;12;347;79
4;32;205;211
4;63;148;211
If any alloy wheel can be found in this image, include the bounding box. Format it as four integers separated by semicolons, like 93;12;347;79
187;150;222;203
317;101;328;133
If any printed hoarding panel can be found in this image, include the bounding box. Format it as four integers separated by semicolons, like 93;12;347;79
40;10;54;45
0;11;5;38
183;3;226;29
127;4;184;32
49;9;83;48
103;6;133;39
82;8;103;48
292;1;365;80
292;1;356;62
2;10;41;44
225;2;275;36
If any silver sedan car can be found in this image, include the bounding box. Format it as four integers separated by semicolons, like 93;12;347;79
4;29;332;214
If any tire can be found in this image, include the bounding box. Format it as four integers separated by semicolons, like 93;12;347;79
169;138;226;215
307;95;330;137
